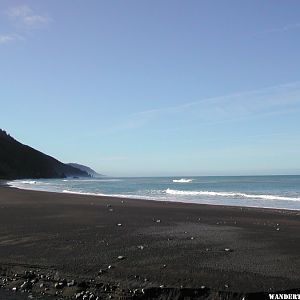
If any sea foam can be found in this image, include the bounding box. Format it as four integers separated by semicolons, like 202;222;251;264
172;178;193;183
165;188;300;201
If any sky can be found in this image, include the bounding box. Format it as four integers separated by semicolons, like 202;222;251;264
1;0;300;176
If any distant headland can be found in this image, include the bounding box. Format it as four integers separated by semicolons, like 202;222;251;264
0;129;94;180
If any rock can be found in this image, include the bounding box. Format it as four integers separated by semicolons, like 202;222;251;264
156;219;161;223
12;287;17;292
117;223;122;226
190;236;195;240
98;269;106;275
117;256;125;260
162;264;167;268
224;248;233;252
108;265;114;269
67;280;76;287
20;281;32;291
54;282;65;289
137;245;144;250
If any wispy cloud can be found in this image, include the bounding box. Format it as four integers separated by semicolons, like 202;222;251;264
6;5;51;27
254;23;300;36
132;81;300;119
0;33;23;44
96;81;300;136
0;5;52;45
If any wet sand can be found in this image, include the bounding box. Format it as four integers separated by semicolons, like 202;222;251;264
0;186;299;299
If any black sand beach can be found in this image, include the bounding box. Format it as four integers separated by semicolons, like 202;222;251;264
0;186;299;299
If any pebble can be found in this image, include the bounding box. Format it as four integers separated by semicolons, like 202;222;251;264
98;269;106;275
67;279;75;287
224;248;233;252
54;282;65;289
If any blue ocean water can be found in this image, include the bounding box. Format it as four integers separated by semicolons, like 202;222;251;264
8;175;300;210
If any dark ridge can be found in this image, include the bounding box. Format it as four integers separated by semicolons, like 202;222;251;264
0;129;89;179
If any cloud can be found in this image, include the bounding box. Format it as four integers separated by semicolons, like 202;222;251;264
6;5;51;27
132;81;300;121
254;23;300;36
91;81;300;138
0;5;52;46
0;33;22;44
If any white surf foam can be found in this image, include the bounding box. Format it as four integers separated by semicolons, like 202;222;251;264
19;180;37;185
165;188;300;202
172;178;193;183
62;179;122;182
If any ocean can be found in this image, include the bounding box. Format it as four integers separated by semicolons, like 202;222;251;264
8;175;300;211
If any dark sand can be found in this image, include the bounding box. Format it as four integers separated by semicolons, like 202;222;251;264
0;186;299;299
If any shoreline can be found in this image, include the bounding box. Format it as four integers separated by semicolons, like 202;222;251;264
0;185;299;299
6;179;300;213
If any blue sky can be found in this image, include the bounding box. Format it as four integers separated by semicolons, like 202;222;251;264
1;1;300;176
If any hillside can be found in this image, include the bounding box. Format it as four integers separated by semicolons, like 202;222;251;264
67;163;103;177
0;129;89;180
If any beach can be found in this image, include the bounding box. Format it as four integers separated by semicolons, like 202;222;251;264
0;185;299;299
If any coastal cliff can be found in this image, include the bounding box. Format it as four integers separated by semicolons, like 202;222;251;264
0;129;89;179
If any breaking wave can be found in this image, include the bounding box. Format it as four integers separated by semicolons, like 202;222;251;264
18;180;37;185
173;178;193;183
165;188;300;202
62;179;122;182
